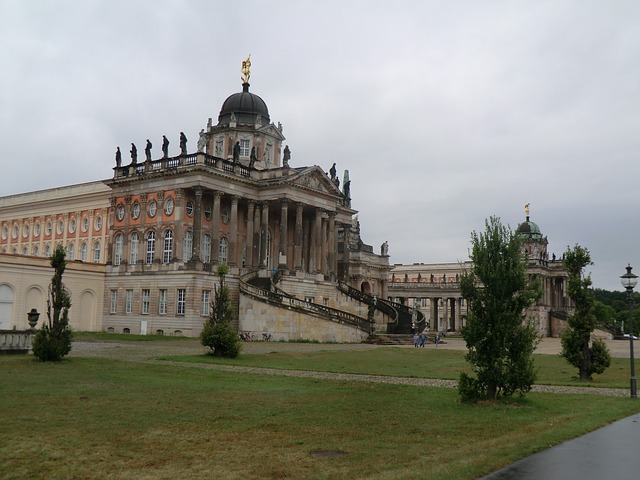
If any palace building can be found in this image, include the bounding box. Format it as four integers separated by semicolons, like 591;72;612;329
388;209;572;337
1;60;570;341
0;60;394;342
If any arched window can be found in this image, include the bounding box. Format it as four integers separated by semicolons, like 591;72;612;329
93;241;101;263
163;230;173;264
130;232;139;264
183;231;193;262
114;233;123;266
44;244;51;258
202;234;211;263
219;237;228;264
146;231;155;264
67;243;75;261
80;242;88;262
33;245;39;257
22;247;28;255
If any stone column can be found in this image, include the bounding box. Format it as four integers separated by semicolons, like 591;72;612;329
192;187;203;262
229;196;239;266
253;201;261;267
328;212;336;277
259;201;269;268
279;199;289;268
246;200;255;268
341;222;351;280
302;217;310;273
314;209;322;273
212;191;221;263
294;202;303;271
321;213;328;274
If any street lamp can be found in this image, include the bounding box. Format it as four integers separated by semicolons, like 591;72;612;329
620;264;638;399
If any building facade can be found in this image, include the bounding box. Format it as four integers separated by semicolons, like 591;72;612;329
1;63;391;341
389;211;572;337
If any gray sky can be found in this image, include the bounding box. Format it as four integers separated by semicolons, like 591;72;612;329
1;0;639;291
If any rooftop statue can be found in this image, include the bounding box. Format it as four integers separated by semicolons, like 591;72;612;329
241;54;251;84
145;139;152;161
525;203;530;216
179;132;187;155
115;147;121;167
283;145;290;167
130;143;137;164
197;129;206;153
162;135;169;158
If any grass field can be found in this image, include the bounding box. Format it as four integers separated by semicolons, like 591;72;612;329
2;340;640;479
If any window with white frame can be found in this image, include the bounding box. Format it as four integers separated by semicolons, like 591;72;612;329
114;233;123;266
125;289;133;314
201;290;211;316
219;237;228;264
93;241;101;263
110;290;118;314
33;245;39;256
202;234;211;263
130;232;139;264
163;230;173;264
67;243;75;261
80;242;87;262
159;289;167;315
239;139;250;156
146;231;155;264
142;289;150;314
177;289;186;315
183;231;193;262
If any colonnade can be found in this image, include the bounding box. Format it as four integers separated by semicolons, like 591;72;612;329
110;186;349;278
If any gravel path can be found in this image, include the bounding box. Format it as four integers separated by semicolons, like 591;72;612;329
70;338;630;397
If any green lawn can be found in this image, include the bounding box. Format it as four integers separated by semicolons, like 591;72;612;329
161;347;634;389
2;353;639;480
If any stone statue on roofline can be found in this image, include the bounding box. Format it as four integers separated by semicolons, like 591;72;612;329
179;132;187;155
130;143;137;164
283;145;290;167
145;139;152;161
197;129;206;153
115;147;121;167
162;135;169;158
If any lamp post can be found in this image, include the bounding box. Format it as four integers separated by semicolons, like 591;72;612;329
620;264;637;399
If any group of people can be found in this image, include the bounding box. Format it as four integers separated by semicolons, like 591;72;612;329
413;331;441;348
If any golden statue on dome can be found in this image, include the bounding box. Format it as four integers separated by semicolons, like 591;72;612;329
241;55;251;84
525;203;530;217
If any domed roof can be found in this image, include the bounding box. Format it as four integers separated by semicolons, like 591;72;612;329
218;83;270;126
516;216;543;241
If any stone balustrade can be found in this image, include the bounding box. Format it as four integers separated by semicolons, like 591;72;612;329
0;329;35;354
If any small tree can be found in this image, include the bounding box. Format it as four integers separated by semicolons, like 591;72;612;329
200;264;241;358
459;217;540;401
32;245;73;362
560;244;611;380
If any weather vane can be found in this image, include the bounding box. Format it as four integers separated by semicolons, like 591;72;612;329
525;203;530;217
241;54;251;84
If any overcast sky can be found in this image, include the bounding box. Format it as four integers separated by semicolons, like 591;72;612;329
1;0;639;291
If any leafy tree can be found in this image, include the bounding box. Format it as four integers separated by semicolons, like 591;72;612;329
560;245;611;380
200;264;241;358
459;217;540;401
32;245;73;362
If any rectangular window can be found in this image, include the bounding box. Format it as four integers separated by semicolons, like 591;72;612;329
177;289;186;315
201;290;211;316
125;289;133;314
239;139;250;156
110;290;118;314
142;289;150;315
159;289;167;315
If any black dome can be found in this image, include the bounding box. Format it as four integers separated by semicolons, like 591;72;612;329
218;83;270;125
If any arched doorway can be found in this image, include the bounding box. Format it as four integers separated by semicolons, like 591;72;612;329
360;281;371;295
